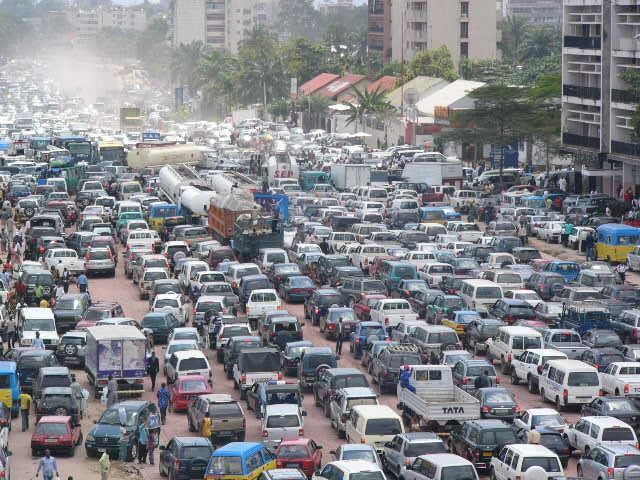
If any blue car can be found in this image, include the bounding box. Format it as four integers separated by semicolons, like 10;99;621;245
543;260;581;282
350;321;388;358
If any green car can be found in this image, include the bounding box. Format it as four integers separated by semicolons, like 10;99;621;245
426;294;466;324
116;211;144;231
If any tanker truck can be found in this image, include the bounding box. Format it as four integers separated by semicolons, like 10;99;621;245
126;144;209;170
158;165;216;217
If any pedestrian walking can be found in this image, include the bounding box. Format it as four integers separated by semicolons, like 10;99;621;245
616;263;628;284
147;414;160;466
137;420;148;464
62;268;70;293
77;272;88;293
99;452;111;480
157;383;170;424
517;222;528;246
36;450;59;480
107;375;118;408
585;232;596;261
70;374;83;419
6;318;15;349
34;283;44;306
148;351;159;392
32;331;45;350
474;370;492;389
20;389;31;431
335;317;343;355
55;283;65;300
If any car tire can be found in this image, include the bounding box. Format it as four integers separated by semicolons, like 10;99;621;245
489;468;497;480
540;388;546;403
32;448;38;457
555;396;564;412
527;377;537;394
129;443;138;462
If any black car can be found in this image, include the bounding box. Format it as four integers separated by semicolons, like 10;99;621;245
389;279;428;299
280;340;313;377
370;344;421;393
316;255;351;285
463;318;506;354
581;329;623;348
159;437;214;480
304;289;343;326
298;347;338;391
597;285;640;319
53;293;91;332
515;426;571;467
488;299;536;325
270;263;303;291
581;397;640;429
85;400;158;460
525;272;566;301
338;277;387;308
35;386;80;424
462;245;496;263
150;279;184;305
475;387;519;421
223;335;263;378
512;247;542;264
313;368;368;416
22;269;55;305
17;350;58;392
397;231;430;249
449;419;518;471
450;258;480;276
321;307;357;340
328;266;364;287
581;347;625;372
141;311;181;344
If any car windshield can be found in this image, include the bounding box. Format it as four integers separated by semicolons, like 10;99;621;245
532;414;565;428
142;316;168;327
334;375;368;389
145;271;168;281
351;473;385;480
539;433;566;449
168;343;197;355
361;326;385;337
289;277;314;288
155;299;179;309
509;306;535;317
319;294;342;306
275;265;301;274
615;455;640;468
485;390;515;403
56;299;81;310
363;280;385;291
441;465;477;480
203;284;232;294
266;414;300;428
251;292;277;302
605;399;637;412
278;445;309;457
467;366;496;377
602;427;635;441
342;449;377;463
197;302;222;313
552;332;581;343
389;355;422;368
99;407;138;426
404;441;447;456
183;446;212;459
364;418;402;435
24;319;54;330
210;402;243;416
521;457;561;473
479;429;517;445
36;423;69;435
512;336;542;350
477;287;502;298
179;357;208;371
208;456;243;476
600;354;624;365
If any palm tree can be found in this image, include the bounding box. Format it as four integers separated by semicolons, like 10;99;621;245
171;41;205;89
519;26;561;61
499;16;529;63
345;85;391;131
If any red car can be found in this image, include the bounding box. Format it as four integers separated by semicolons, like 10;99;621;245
170;374;212;411
353;294;387;321
275;438;323;478
31;416;83;457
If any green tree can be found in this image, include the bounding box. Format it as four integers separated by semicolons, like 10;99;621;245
268;99;291;120
277;0;320;40
344;85;392;132
407;46;458;81
620;69;640;140
499;15;529;63
171;41;206;90
527;74;561;173
137;17;171;81
520;25;561;61
281;38;329;85
295;94;330;130
445;84;534;187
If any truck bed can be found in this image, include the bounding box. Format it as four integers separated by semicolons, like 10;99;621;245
397;383;480;423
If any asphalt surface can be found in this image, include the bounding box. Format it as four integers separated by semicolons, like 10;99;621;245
12;233;637;480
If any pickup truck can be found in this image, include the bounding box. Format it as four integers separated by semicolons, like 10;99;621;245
233;347;281;400
328;386;378;438
44;248;85;276
124;229;161;252
396;364;480;433
600;362;640;397
349;244;387;272
368;299;418;329
541;328;589;360
608;309;640;342
449;222;483;243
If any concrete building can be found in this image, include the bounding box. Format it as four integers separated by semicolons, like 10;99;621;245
368;0;392;64
389;0;498;66
170;0;206;48
206;0;226;50
225;0;278;53
318;0;355;14
66;5;147;40
507;0;561;25
561;0;640;194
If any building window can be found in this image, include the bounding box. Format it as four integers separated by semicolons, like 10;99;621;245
460;21;468;38
460;1;468;17
460;42;468;58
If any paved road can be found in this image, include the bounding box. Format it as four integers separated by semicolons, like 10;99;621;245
11;235;610;480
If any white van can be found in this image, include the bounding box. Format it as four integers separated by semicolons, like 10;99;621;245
257;248;288;271
262;404;305;447
119;181;143;200
538;359;600;410
117;200;143;217
459;279;504;314
345;404;404;454
404;454;479;480
566;416;637;454
18;307;59;349
165;349;212;384
487;326;543;374
46;177;67;193
490;444;564;480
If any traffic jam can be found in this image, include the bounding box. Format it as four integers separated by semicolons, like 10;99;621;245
3;63;640;480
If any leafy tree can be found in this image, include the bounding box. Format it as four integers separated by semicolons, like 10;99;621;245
137;17;171;81
345;85;392;131
520;25;561;61
526;74;561;172
407;46;457;81
277;0;320;41
281;38;329;84
171;41;205;90
499;15;529;63
268;99;291;120
620;69;640;140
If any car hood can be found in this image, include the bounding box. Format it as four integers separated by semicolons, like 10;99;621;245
54;309;83;318
23;331;58;339
90;423;132;438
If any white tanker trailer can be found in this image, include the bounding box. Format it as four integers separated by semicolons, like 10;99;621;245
158;165;216;217
127;144;208;170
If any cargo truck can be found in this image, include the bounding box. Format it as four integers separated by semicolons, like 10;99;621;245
396;364;480;434
331;164;371;191
84;325;148;398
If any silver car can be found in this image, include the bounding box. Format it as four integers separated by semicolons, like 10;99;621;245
84;247;116;276
577;444;640;480
261;403;305;447
330;444;383;469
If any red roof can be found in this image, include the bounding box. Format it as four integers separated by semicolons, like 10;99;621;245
317;74;367;98
298;73;340;96
367;75;398;94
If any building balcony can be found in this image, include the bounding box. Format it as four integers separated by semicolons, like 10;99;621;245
564;35;601;49
563;84;601;100
563;132;600;148
369;9;384;15
368;24;384;32
369;44;383;51
612;88;640;104
612;140;640;156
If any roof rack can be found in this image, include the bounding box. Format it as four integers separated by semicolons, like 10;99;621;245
386;344;420;353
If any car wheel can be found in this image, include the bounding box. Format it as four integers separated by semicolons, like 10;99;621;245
540;388;546;403
527;377;537;394
555;396;564;412
489;468;497;480
129;443;138;462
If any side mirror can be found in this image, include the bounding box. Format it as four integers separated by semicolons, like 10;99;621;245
330;450;336;456
159;445;166;450
301;410;307;416
405;463;413;471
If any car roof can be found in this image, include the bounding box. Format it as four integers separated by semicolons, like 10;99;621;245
265;404;301;415
582;416;636;427
331;461;383;473
338;387;377;398
505;444;558;456
42;386;73;394
172;350;206;360
38;415;72;423
416;453;473;466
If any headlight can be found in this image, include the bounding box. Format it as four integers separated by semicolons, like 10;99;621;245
22;338;32;345
86;434;95;442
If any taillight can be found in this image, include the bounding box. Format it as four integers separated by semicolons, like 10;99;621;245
277;373;283;380
462;377;469;385
634;328;640;338
608;468;615;479
507;353;512;362
298;428;304;436
262;430;268;438
514;405;521;413
384;317;389;326
86;253;93;260
594;363;600;370
241;374;246;383
481;406;490;413
360;438;365;443
563;388;568;400
625;384;631;394
315;307;320;314
174;459;180;468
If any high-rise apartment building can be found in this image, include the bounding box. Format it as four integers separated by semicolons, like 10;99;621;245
561;0;640;191
66;4;147;40
387;0;498;66
225;0;278;53
507;0;561;25
169;0;206;48
368;0;392;64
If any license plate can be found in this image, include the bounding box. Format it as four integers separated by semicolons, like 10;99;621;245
287;464;301;468
482;452;493;457
98;448;106;453
45;439;57;443
217;431;232;437
255;378;272;383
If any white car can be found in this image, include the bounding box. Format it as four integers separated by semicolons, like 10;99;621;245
167;327;205;349
539;221;565;243
568;226;594;250
600;362;640;397
565;416;637;454
163;339;200;373
245;288;281;320
44;248;85;276
503;289;542;307
512;407;568;433
152;293;187;325
313;461;385;480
